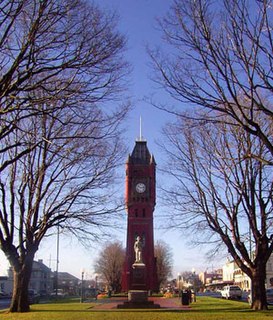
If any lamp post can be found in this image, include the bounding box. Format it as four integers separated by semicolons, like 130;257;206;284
177;273;182;291
95;274;98;290
94;273;98;299
192;268;196;302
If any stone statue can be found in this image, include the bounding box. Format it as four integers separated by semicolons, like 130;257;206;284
134;236;143;263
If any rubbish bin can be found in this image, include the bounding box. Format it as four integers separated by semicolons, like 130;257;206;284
181;291;189;305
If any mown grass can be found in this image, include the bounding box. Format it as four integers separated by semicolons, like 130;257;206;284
0;296;272;320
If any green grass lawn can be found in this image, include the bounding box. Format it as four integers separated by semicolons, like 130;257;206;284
0;297;272;320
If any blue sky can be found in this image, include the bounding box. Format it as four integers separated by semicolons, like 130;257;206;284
0;0;225;280
96;0;213;276
107;0;172;148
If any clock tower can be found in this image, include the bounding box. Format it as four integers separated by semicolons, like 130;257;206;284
122;137;158;292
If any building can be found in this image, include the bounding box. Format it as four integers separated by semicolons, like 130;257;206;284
199;269;223;287
0;276;12;296
55;272;80;295
6;259;53;296
177;272;202;291
223;254;273;291
4;260;81;296
266;254;273;288
234;267;251;291
122;137;158;292
30;259;53;295
222;260;237;282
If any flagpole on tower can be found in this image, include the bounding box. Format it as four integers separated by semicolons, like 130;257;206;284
139;116;142;141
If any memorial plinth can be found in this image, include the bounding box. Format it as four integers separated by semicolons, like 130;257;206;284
117;290;160;309
129;290;148;302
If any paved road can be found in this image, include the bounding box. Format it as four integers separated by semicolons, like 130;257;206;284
197;291;249;303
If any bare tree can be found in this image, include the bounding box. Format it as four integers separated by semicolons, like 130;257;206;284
160;114;273;310
94;241;125;293
0;0;129;313
154;240;173;291
149;0;273;163
0;0;128;172
1;101;127;312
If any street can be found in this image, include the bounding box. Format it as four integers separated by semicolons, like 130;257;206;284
197;291;249;303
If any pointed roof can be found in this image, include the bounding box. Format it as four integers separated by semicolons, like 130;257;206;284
127;117;156;165
128;140;156;165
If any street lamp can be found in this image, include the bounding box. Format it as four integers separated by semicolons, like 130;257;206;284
95;275;98;290
94;273;99;296
192;268;196;302
177;273;182;291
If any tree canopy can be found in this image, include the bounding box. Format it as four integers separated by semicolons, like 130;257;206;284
160;113;273;309
150;0;273;161
94;241;125;293
0;0;128;172
151;0;273;310
155;240;173;290
0;0;129;312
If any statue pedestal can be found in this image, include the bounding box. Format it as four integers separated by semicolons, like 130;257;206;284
117;290;160;309
128;290;148;302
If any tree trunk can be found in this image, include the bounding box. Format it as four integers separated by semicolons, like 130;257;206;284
9;255;34;313
251;262;268;310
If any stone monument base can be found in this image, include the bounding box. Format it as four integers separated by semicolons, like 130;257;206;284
117;290;160;309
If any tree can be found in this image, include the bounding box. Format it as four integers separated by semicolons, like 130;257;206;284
94;241;125;293
154;240;173;291
160;114;273;310
0;0;129;313
0;0;128;172
149;0;273;163
1;99;127;312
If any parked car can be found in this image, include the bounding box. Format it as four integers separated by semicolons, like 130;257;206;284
39;289;48;297
248;288;273;305
28;289;40;304
267;288;273;304
86;288;98;299
50;289;68;298
221;285;242;300
0;291;9;298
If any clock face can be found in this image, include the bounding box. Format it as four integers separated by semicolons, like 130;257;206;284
135;182;146;193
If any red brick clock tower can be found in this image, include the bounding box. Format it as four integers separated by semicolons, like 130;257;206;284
122;137;158;292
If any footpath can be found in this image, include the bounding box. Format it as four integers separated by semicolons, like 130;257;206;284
90;297;191;310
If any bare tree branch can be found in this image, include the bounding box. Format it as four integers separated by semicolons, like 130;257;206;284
0;0;129;172
149;0;273;161
159;111;273;310
0;0;129;313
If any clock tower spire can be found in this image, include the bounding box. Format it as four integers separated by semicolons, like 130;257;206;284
139;116;143;142
122;136;158;292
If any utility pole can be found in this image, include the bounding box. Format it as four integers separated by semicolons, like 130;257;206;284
81;271;84;303
55;225;60;298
